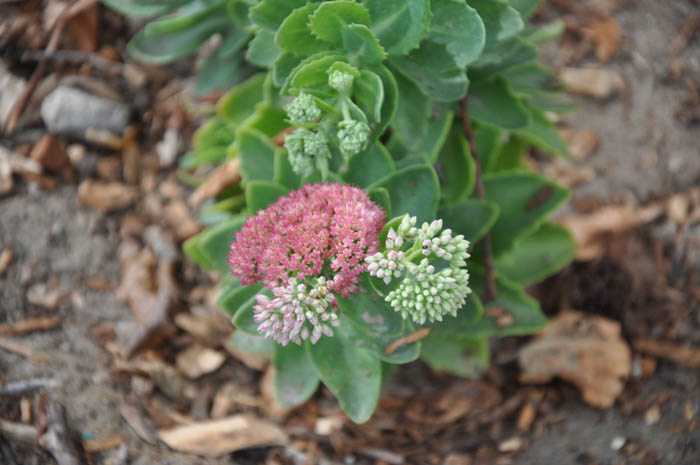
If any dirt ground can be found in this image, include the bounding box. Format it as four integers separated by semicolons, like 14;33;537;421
1;0;699;464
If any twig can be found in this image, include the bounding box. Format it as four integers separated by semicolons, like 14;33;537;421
4;0;98;134
459;97;497;301
0;336;49;363
384;328;431;355
0;317;62;335
0;418;39;444
38;400;86;465
0;378;59;396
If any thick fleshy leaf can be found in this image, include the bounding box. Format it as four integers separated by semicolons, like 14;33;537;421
491;136;527;172
468;78;529;130
217;73;266;126
195;45;249;96
246;29;281;67
309;1;371;45
128;4;231;64
501;62;554;94
241;103;288;138
471;37;538;74
368;165;440;223
516;104;571;157
218;284;262;317
474;124;503;172
306;316;382;423
274;343;320;408
424;293;483;336
275;3;327;55
236;128;276;183
469;0;523;59
367;64;398;141
102;0;189;18
288;54;346;93
354;70;384;123
466;268;547;336
341;24;387;64
336;277;420;364
495;222;574;285
250;0;308;30
245;181;289;213
508;0;544;18
197;216;246;272
272;52;304;88
436;124;475;203
390;40;469;102
233;288;271;335
483;172;569;256
363;0;431;56
274;148;302;190
391;70;430;150
421;333;488;376
368;187;391;216
183;232;212;269
229;330;275;355
438;199;499;243
343;143;395;187
429;0;485;67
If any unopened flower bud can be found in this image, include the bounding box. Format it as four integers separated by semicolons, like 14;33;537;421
284;92;321;125
337;119;370;156
328;70;354;93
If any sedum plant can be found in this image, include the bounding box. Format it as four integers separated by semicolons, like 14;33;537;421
107;0;577;422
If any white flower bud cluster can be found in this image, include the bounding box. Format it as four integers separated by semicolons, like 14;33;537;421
364;215;471;324
328;70;354;93
337;119;370;156
385;259;470;325
254;276;340;346
284;92;321;125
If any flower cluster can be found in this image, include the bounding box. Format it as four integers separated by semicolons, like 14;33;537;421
365;215;471;324
284;92;321;125
285;128;330;178
229;184;385;345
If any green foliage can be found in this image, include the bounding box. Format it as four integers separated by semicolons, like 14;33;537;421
108;0;575;423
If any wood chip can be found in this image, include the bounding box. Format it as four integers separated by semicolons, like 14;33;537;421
78;179;138;212
633;339;700;369
157;414;287;457
588;18;620;63
20;396;32;423
30;134;70;173
561;128;600;160
175;344;226;379
560;67;625;99
26;284;68;309
82;434;124;453
498;437;523;453
189;159;240;207
0;248;12;273
0;336;49;363
519;311;630;408
0;316;61;335
644;405;661;425
516;403;536;432
163;200;201;241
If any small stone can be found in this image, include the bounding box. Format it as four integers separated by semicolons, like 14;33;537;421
498;437;522;452
41;86;130;138
645;405;661;425
610;436;626;451
77;179;138;212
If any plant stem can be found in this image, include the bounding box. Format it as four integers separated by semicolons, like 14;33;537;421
459;96;497;302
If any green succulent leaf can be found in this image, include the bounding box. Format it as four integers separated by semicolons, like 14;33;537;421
421;333;489;377
438;198;500;243
247;29;281;68
508;0;544;18
274;148;302;190
368;187;392;216
495;222;575;285
468;78;530;130
467;268;547;336
275;3;328;55
241;103;289;138
341;24;387;64
516;104;571;157
392;70;431;150
218;73;267;126
250;0;308;29
474;124;503;172
367;64;399;142
245;181;289;213
436;123;475;203
469;0;524;62
369;165;440;223
425;293;484;336
218;284;262;317
289;54;347;93
491;136;527;172
196;216;246;272
195;40;250;96
236;127;276;183
274;343;320;408
363;0;432;56
183;232;212;269
128;4;231;64
354;70;384;123
233;288;270;335
306;316;382;423
429;0;485;67
309;1;371;45
229;330;275;356
482;171;570;257
343;143;395;187
101;0;190;18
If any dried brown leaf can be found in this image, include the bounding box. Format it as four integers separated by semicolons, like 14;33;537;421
78;179;138;212
176;344;226;379
119;397;159;445
157;414;287;457
189;159;240;207
588;18;620;63
30;134;69;173
560;67;625;99
519;311;630;408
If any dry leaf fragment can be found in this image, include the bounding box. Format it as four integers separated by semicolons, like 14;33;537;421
163;200;201;241
588;18;620;63
519;311;630;408
119;397;159;445
26;284;68;309
190;159;240;207
176;344;226;379
0;248;12;273
30;134;70;173
157;414;287;457
560;128;600;160
78;179;138;212
560;67;625;99
633;339;700;369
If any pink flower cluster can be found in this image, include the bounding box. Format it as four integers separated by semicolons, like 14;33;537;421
228;183;385;345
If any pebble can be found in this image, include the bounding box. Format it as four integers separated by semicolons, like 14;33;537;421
41;85;130;138
610;436;626;451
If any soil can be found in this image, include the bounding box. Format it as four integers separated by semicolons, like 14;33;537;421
1;1;699;465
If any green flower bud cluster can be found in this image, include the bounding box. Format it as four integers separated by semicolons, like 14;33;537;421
328;70;354;93
337;119;370;157
285;128;330;178
284;92;321;125
365;215;471;325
